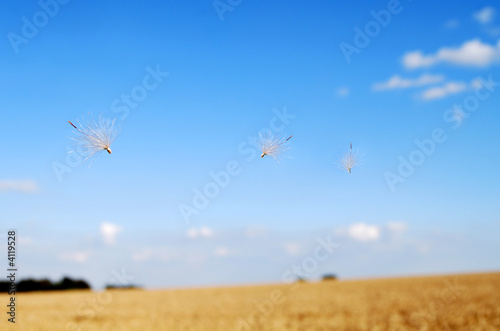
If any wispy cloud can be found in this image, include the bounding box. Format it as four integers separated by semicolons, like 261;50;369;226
100;222;122;246
214;246;230;257
403;39;500;68
420;81;467;100
473;7;495;24
0;179;39;194
372;74;445;91
347;223;380;242
283;242;301;256
187;226;214;239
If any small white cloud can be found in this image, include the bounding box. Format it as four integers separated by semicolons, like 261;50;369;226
444;19;459;29
403;52;436;69
420;81;467;100
387;221;408;235
473;7;495;24
0;180;39;194
187;226;214;239
373;74;444;91
336;87;350;97
60;251;90;263
200;226;213;237
420;77;484;100
403;39;500;69
283;242;301;256
348;223;380;242
100;222;122;246
186;228;198;238
214;246;229;257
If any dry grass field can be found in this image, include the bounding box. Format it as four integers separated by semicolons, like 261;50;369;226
2;272;499;330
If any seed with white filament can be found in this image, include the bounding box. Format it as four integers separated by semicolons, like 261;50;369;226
68;115;118;160
339;142;359;173
258;133;293;161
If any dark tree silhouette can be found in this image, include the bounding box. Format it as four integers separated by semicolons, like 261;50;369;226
321;274;338;281
0;277;90;293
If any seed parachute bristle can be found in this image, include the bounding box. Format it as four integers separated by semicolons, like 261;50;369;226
258;133;293;161
339;142;359;173
68;115;118;160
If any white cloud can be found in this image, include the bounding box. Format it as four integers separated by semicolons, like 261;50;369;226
372;74;444;91
283;242;301;256
100;222;122;246
200;226;213;237
403;39;500;68
404;52;436;68
348;223;380;242
59;251;90;263
186;228;198;238
473;7;495;24
187;226;214;239
387;221;408;236
0;179;39;194
420;81;467;100
336;87;350;97
214;246;229;257
444;19;459;29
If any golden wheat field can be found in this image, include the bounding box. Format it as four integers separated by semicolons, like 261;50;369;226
2;272;499;331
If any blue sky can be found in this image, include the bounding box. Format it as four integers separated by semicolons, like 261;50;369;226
0;0;499;289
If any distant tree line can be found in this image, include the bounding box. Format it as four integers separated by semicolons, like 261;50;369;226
322;274;338;281
295;274;338;283
0;277;90;293
105;284;139;290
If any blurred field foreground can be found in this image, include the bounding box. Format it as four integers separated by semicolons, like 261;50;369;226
2;272;499;330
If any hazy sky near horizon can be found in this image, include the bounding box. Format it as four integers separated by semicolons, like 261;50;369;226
1;0;499;289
